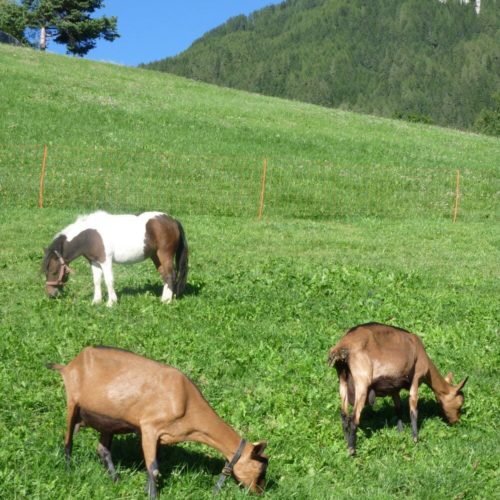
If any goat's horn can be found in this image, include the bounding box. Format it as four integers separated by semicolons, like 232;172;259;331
455;376;468;392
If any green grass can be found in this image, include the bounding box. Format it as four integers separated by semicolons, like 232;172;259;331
1;45;499;221
0;44;499;498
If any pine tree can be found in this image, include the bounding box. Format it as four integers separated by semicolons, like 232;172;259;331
0;0;28;42
22;0;118;56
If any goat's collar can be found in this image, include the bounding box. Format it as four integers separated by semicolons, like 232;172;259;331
213;439;246;494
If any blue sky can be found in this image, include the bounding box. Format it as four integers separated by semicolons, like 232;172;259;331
48;1;282;66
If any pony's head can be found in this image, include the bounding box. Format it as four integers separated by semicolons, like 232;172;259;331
42;236;72;298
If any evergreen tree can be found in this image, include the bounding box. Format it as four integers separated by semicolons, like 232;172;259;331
474;92;500;136
0;0;28;42
143;0;499;133
22;0;119;55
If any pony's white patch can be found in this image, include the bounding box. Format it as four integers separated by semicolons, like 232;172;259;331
60;211;165;263
162;285;174;303
90;262;103;304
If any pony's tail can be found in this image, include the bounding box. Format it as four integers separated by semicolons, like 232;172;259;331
174;220;189;296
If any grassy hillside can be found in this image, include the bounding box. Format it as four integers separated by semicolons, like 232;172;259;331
1;45;498;220
144;0;500;133
0;44;499;499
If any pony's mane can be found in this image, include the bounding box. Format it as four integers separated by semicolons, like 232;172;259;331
42;235;66;273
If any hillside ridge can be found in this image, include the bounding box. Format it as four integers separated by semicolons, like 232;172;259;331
143;0;500;133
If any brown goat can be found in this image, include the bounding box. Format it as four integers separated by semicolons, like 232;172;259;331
328;323;467;455
48;347;268;497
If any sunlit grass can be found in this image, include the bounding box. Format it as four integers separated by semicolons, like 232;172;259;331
0;208;498;498
0;44;499;498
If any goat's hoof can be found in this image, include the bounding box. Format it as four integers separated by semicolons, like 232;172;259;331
413;436;418;443
348;447;356;457
145;483;158;498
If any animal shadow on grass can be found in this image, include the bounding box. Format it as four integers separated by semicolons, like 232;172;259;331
110;435;277;493
120;281;204;299
110;434;223;487
360;396;445;438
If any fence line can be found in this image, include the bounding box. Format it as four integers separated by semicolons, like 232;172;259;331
0;144;497;222
452;169;461;223
258;158;268;220
38;144;48;208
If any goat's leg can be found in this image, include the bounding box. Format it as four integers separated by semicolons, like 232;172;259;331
392;393;404;432
90;262;103;304
64;402;80;465
409;382;420;442
348;384;368;456
141;427;160;498
97;432;118;482
341;412;350;443
338;373;350;442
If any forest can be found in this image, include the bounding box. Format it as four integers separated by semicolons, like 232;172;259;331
144;0;500;135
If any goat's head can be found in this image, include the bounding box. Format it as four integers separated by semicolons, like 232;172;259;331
232;441;268;494
440;373;468;424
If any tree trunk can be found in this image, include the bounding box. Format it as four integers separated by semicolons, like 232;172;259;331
40;26;46;50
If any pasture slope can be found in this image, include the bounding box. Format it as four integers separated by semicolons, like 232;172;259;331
0;44;499;499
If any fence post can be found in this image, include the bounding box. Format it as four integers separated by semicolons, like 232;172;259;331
38;144;48;208
258;158;268;220
452;169;460;223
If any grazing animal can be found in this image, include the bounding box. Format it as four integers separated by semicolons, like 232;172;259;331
42;211;188;306
47;347;268;497
327;322;467;455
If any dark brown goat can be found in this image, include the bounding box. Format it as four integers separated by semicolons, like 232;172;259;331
328;323;467;455
48;347;268;497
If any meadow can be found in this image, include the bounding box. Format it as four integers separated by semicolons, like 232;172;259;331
0;44;499;499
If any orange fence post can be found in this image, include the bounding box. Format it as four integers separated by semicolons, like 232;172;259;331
258;158;268;220
38;144;48;208
452;169;460;223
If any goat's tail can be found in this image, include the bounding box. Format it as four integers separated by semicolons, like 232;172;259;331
327;346;349;367
46;362;65;371
174;220;189;297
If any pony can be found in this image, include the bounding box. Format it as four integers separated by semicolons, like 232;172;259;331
42;211;188;306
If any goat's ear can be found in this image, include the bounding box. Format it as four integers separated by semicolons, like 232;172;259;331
445;372;454;384
251;441;268;457
455;376;468;392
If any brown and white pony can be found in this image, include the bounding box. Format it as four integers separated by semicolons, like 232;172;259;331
42;211;188;306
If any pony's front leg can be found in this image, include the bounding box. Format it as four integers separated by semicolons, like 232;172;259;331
90;262;103;304
101;260;118;307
